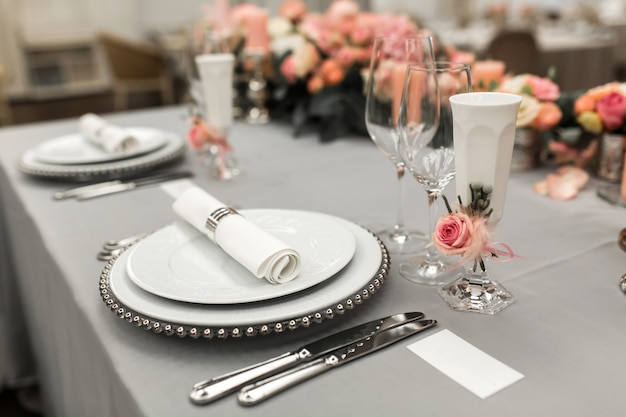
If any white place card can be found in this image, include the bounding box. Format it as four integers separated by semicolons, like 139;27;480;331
160;179;196;200
407;329;524;399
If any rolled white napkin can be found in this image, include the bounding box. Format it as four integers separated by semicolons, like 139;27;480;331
172;186;301;284
79;113;139;153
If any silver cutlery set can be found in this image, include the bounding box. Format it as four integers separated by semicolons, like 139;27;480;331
53;170;194;201
189;312;437;406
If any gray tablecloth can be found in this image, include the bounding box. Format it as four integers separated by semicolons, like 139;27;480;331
1;106;626;416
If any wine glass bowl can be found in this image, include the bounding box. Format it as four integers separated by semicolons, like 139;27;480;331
396;62;472;285
364;35;436;255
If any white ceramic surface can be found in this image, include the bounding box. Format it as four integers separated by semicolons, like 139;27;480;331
32;127;168;165
109;211;383;327
126;210;356;304
449;92;522;224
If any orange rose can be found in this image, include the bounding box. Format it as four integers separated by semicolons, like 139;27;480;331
532;102;562;131
307;75;325;94
574;94;595;115
319;59;344;85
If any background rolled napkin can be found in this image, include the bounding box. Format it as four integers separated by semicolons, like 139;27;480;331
79;113;139;153
172;186;301;284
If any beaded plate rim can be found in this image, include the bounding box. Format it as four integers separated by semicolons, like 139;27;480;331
98;227;389;340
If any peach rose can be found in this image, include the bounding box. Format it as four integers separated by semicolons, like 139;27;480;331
279;0;307;22
532;101;562;131
307;75;325;94
574;94;596;115
320;59;345;85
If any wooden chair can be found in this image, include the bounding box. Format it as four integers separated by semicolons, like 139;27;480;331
98;32;174;111
485;30;540;75
0;64;12;125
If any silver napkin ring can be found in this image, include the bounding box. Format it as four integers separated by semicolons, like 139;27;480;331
205;207;239;236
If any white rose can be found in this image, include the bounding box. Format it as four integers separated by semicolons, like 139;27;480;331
268;16;294;38
500;74;530;95
516;95;541;128
271;33;305;57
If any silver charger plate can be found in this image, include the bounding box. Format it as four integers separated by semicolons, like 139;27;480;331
126;211;357;304
18;129;187;182
99;211;390;339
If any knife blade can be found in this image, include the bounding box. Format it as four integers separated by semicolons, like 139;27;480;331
75;171;194;200
189;312;425;405
53;180;123;200
238;318;437;406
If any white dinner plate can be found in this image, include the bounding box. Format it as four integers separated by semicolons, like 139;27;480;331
126;210;357;304
32;127;168;165
104;210;388;332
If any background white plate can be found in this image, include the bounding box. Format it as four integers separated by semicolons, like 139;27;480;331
107;210;386;328
126;210;356;304
18;130;186;182
32;127;168;165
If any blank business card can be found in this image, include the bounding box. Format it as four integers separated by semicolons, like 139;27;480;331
407;329;524;399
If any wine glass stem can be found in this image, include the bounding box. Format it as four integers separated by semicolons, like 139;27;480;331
394;164;408;233
425;190;441;263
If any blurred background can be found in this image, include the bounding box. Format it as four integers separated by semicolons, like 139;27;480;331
0;0;624;126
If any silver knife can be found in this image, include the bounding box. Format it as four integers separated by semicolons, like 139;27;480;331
53;180;123;200
238;318;437;406
75;171;194;200
189;312;425;405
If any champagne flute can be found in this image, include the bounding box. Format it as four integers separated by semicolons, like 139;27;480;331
364;35;435;254
397;62;472;285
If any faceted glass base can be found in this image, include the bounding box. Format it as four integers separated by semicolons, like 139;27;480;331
377;228;428;256
438;272;515;315
597;184;626;208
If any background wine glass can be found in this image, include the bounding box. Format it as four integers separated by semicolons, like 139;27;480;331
396;62;472;285
364;35;435;255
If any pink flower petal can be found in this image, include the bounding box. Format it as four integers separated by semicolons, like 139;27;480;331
533;179;548;195
546;173;579;200
555;165;589;190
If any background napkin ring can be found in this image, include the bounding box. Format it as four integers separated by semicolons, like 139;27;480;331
205;207;239;237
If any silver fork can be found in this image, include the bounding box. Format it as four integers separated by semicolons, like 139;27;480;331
98;231;150;261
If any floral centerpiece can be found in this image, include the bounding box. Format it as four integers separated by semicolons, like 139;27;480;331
573;82;626;135
193;0;473;141
269;0;433;141
497;73;562;131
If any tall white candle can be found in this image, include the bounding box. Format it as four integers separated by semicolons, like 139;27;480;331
449;92;522;225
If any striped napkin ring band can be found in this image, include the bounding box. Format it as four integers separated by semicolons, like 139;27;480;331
205;207;239;235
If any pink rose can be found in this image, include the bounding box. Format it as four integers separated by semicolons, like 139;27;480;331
280;55;297;83
527;76;560;101
433;212;474;256
596;91;626;131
